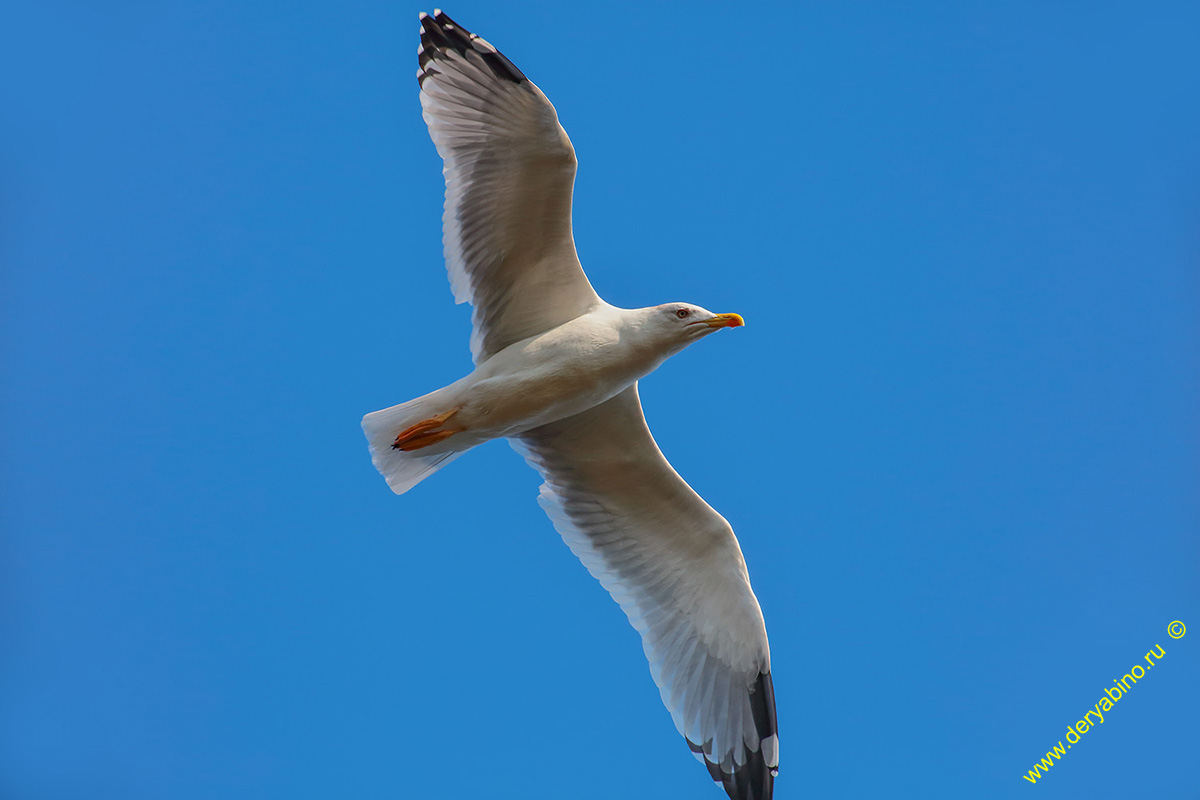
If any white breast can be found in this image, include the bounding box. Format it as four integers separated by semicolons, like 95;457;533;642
452;305;663;438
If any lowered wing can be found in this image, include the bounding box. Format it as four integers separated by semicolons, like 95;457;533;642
514;385;778;800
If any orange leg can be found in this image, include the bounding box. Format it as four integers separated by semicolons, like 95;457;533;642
392;407;462;451
394;429;458;452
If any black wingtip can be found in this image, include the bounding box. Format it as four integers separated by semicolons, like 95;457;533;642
688;739;775;800
417;10;528;87
687;671;778;800
750;671;778;751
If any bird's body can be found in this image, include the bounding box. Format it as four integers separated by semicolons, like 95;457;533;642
368;302;736;459
436;308;639;442
363;11;778;799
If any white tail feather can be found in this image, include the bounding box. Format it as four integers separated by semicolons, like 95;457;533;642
361;393;471;494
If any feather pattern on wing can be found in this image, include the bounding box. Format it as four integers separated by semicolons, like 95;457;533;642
513;384;778;800
418;11;601;363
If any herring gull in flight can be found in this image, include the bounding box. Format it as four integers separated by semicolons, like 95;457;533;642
362;11;778;799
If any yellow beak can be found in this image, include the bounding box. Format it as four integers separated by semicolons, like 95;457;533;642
702;312;745;329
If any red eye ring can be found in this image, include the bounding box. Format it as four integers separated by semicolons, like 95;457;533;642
676;308;691;319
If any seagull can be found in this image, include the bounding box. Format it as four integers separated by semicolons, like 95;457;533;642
362;11;778;799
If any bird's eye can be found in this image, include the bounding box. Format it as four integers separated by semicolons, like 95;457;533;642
675;308;691;319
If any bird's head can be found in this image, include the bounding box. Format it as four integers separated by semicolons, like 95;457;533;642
648;303;745;351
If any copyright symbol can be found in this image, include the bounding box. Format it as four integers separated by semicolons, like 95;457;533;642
1168;620;1186;639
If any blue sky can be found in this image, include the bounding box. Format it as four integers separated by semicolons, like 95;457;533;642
3;2;1198;798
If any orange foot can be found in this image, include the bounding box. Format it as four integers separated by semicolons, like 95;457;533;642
392;408;462;452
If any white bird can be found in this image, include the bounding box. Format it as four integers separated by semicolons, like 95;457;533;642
362;11;778;799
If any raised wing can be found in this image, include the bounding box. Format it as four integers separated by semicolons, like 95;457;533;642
514;385;778;800
418;11;601;363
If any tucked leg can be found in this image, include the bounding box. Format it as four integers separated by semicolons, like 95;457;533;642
392;408;462;451
394;429;458;452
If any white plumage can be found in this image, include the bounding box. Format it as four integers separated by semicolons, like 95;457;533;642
363;11;778;799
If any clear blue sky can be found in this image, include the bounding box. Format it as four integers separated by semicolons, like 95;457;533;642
3;2;1198;798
